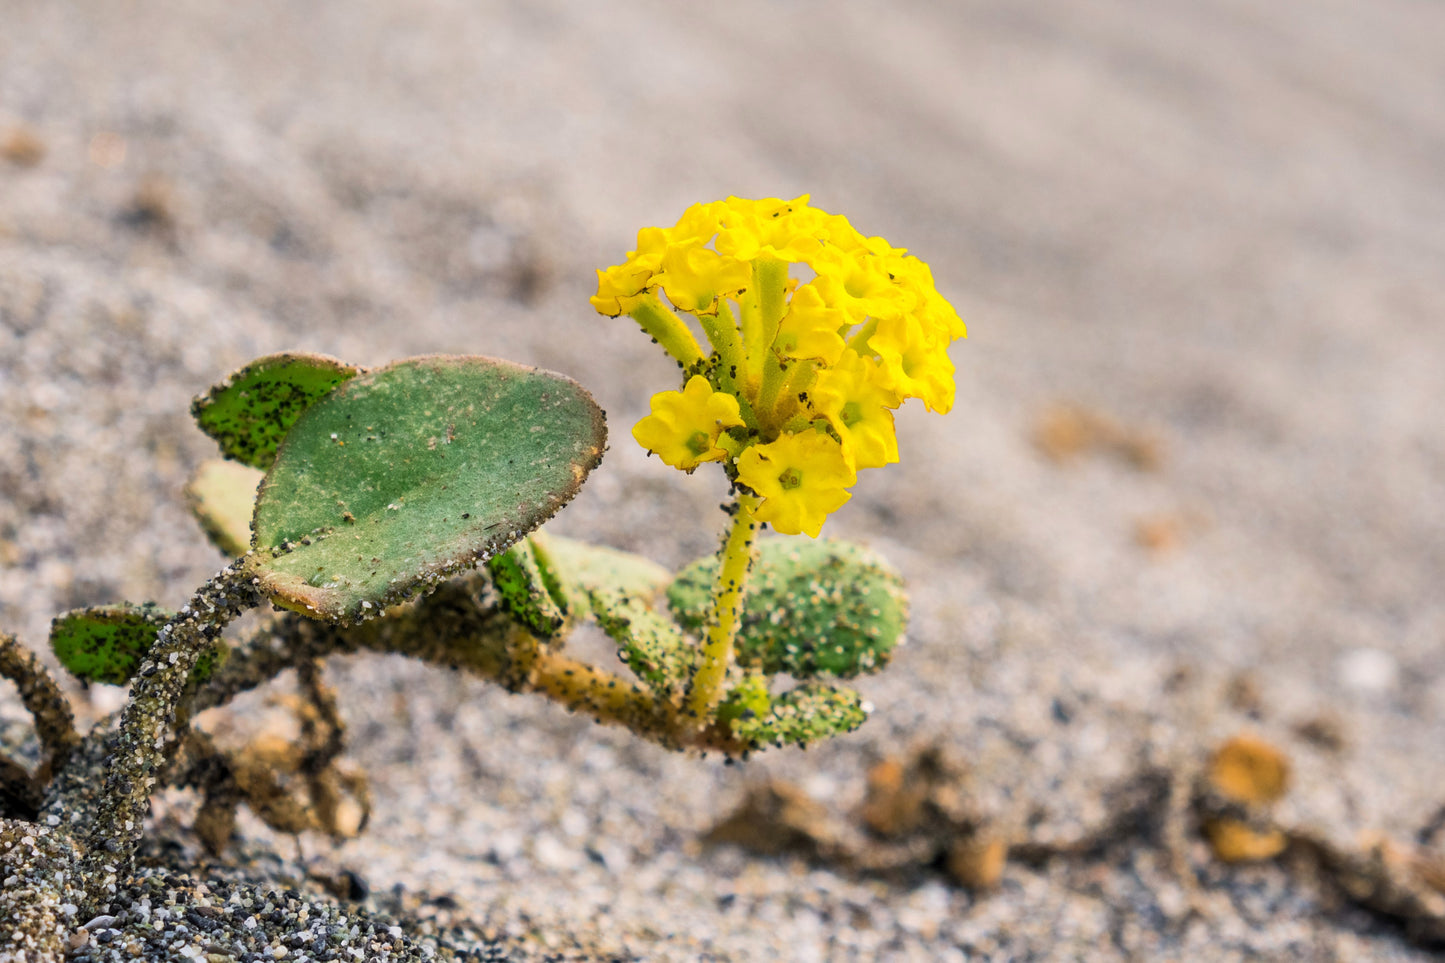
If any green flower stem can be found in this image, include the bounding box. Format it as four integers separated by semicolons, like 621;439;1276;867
686;492;762;723
847;316;880;352
629;294;705;368
756;257;790;332
704;303;760;430
773;359;819;427
736;285;762;395
755;353;790;431
743;258;790;390
698;302;745;386
81;560;260;908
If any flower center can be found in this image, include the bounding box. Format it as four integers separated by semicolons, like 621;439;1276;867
778;467;803;491
685;431;713;457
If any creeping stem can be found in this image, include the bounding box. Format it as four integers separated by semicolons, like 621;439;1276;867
0;631;80;770
189;577;744;755
81;560;260;908
687;492;762;722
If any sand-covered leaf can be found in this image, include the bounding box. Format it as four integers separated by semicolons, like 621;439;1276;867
488;539;568;638
192;353;360;470
590;588;695;696
50;603;173;685
530;532;671;612
186;458;265;556
668;538;907;679
247;355;606;624
729;683;867;750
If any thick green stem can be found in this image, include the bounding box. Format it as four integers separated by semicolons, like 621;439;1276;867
687;493;762;723
703;303;760;430
628;293;705;368
80;560;260;908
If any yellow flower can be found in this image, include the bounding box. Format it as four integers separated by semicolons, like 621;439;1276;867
668;200;726;244
589;261;654;317
588;226;671;316
868;315;957;414
653;239;752;315
809;351;901;469
596;195;965;480
774;282;847;363
883;254;967;341
736;431;856;537
632;375;744;471
714;195;828;263
811;246;916;326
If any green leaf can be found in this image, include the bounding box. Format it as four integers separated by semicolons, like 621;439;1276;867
668;538;908;679
487;533;684;687
530;532;671;613
589;588;695;696
487;540;568;639
729;683;867;749
716;673;772;729
185;458;265;556
49;603;174;685
192;352;360;470
246;355;607;624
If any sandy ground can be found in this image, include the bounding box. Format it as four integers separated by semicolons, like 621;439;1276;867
3;0;1445;959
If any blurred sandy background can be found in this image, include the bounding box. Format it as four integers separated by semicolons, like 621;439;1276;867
3;1;1444;959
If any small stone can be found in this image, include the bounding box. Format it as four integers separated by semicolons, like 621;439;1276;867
1205;819;1287;863
946;837;1008;890
1337;647;1399;695
1208;733;1290;805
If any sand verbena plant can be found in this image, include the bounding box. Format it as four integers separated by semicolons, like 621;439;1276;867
0;195;961;956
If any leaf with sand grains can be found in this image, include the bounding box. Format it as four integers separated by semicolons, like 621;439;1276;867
246;355;606;624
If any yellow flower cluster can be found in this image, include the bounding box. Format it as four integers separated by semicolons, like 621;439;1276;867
594;196;964;537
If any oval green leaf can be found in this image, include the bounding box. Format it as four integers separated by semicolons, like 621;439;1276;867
531;532;671;612
729;683;867;750
192;352;360;470
668;538;908;679
487;539;568;639
50;603;175;685
247;355;607;624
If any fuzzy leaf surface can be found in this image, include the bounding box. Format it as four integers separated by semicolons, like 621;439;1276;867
668;538;908;679
730;683;867;749
247;355;606;623
192;353;360;470
47;603;223;686
590;588;695;696
487;540;568;639
531;532;671;613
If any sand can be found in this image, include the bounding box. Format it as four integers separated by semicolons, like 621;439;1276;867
3;1;1445;959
